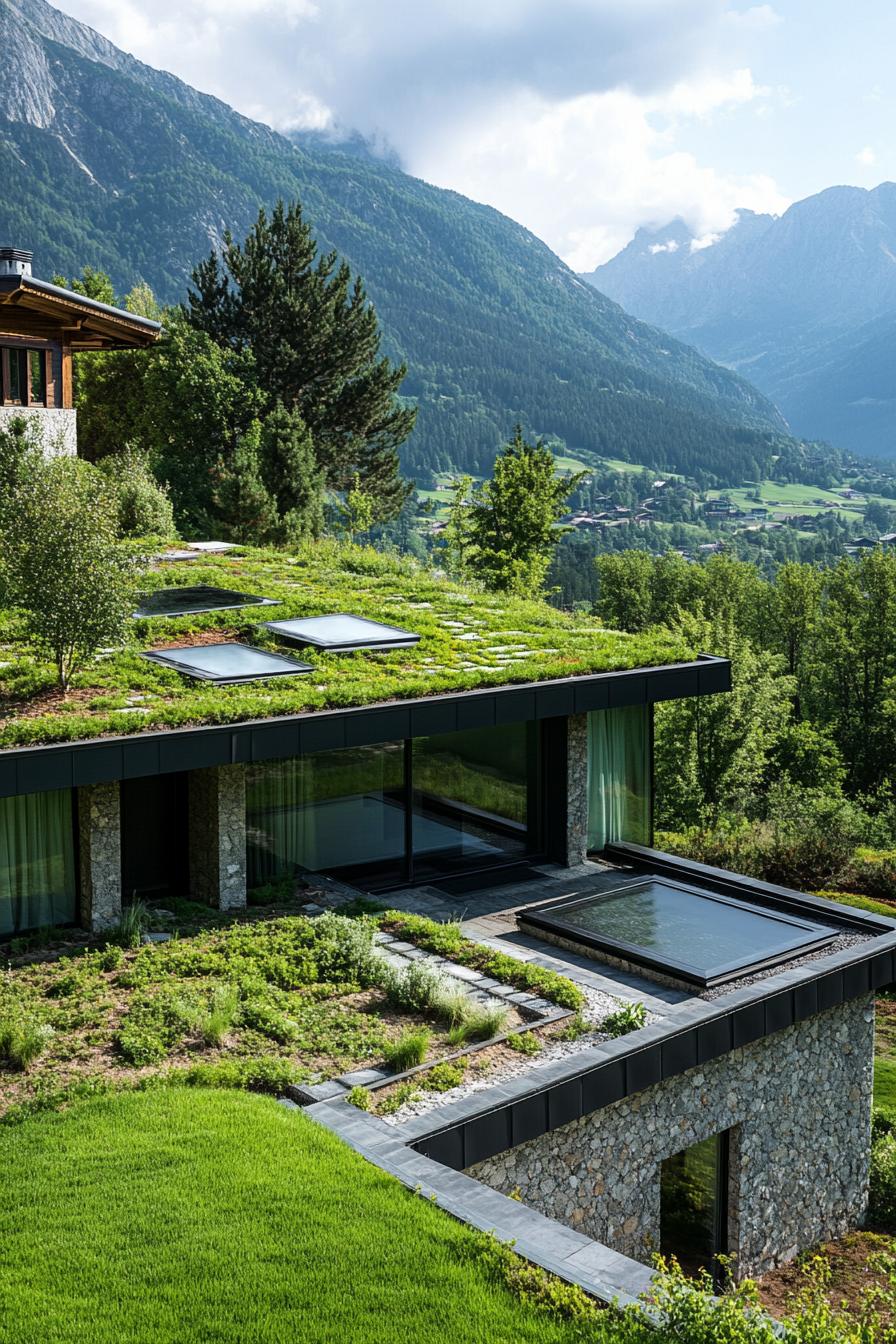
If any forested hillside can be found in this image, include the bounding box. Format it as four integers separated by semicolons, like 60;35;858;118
0;0;798;484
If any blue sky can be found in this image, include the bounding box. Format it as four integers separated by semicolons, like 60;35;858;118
54;0;896;269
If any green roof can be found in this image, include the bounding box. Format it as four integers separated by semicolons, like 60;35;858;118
0;542;695;750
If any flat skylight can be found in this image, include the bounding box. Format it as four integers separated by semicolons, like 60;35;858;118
134;586;280;618
185;541;241;553
261;613;419;651
141;643;312;684
521;877;837;988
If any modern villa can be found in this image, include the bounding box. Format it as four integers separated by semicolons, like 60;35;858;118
1;247;894;1303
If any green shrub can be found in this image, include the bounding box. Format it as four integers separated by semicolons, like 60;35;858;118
557;1012;589;1042
96;944;124;971
199;984;240;1047
0;1014;53;1071
311;913;379;985
870;1130;896;1226
383;1028;430;1073
239;991;299;1046
379;961;443;1015
424;1060;467;1092
99;448;176;539
463;1001;509;1042
346;1085;372;1111
175;1056;303;1094
376;1081;420;1115
116;900;151;950
506;1030;540;1055
116;986;203;1065
600;1002;647;1038
247;877;294;907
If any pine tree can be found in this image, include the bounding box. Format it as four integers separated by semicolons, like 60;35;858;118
258;405;324;543
188;201;415;519
468;427;585;596
212;421;279;544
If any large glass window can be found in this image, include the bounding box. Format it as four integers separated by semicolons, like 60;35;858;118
587;705;650;851
246;742;406;887
0;790;77;934
246;723;542;890
660;1131;729;1285
28;349;46;406
4;347;27;405
412;723;536;879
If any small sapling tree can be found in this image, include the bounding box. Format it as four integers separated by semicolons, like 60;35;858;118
1;457;138;689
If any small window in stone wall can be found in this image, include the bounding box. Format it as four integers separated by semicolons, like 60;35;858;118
660;1129;730;1287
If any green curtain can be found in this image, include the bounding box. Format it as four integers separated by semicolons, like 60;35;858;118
246;759;306;885
587;706;650;851
0;790;77;934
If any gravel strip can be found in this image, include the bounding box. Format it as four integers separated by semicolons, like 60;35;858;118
382;982;655;1126
700;930;871;1000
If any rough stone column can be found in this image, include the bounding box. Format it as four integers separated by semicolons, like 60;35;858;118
188;764;247;909
77;782;122;931
565;713;590;866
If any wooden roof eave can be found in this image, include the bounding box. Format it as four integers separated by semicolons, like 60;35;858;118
0;278;161;349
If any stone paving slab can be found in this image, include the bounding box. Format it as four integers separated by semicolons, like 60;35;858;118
336;1068;389;1087
306;1097;654;1306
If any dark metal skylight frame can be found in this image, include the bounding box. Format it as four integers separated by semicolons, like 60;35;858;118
260;612;420;652
140;642;313;685
520;876;838;988
133;586;280;618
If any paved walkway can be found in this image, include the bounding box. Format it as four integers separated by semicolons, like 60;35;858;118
310;859;692;1016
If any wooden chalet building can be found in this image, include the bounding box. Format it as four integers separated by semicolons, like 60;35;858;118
0;247;161;452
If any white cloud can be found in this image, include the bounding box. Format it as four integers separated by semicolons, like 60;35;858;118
55;0;791;269
649;240;680;254
410;75;789;271
726;5;783;31
856;146;877;166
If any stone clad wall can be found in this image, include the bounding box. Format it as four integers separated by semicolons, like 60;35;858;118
469;998;874;1278
188;764;247;909
565;713;589;866
77;781;122;931
0;406;77;455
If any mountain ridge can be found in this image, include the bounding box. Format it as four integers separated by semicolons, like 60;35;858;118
1;0;799;482
586;183;896;458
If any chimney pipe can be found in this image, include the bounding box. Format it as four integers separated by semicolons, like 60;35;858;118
0;248;33;279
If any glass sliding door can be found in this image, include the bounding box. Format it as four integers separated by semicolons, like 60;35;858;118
0;789;77;934
411;722;538;879
660;1131;729;1285
246;742;407;888
245;722;543;892
587;705;651;852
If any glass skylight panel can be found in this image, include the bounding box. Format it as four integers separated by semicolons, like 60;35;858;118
261;613;420;651
522;878;837;987
134;586;280;618
184;541;241;553
141;643;312;684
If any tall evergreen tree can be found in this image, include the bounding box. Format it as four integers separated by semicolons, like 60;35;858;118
467;427;584;596
188;201;415;519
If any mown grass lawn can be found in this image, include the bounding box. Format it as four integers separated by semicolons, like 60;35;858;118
0;1088;585;1344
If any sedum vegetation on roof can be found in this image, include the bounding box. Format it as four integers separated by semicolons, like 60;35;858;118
0;541;695;749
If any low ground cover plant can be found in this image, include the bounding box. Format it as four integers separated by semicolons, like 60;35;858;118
380;911;586;1010
0;903;588;1122
600;1003;648;1038
0;911;466;1121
